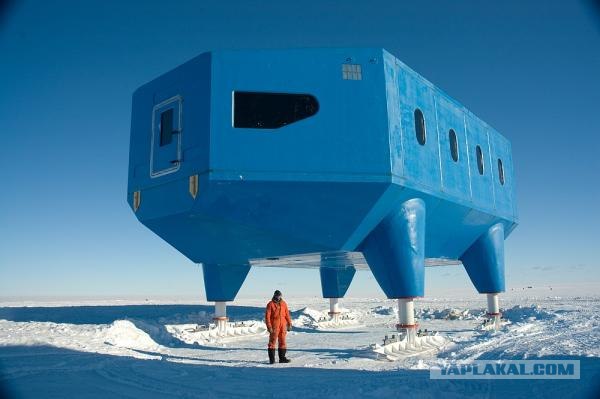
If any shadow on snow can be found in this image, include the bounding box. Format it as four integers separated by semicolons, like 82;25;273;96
1;345;599;399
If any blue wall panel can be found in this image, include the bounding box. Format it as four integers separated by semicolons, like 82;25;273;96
464;113;495;210
128;52;211;199
489;130;517;220
435;95;471;203
397;67;442;193
384;51;403;179
209;49;390;181
190;180;389;252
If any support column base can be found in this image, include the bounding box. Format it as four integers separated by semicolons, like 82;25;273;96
213;317;228;335
395;323;418;330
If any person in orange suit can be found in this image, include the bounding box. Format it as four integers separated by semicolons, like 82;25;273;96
265;289;292;364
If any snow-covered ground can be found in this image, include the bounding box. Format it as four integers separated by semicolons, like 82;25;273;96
1;293;599;398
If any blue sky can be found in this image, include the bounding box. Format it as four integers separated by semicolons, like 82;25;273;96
1;0;599;300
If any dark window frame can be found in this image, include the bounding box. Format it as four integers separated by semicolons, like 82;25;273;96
449;129;459;162
159;108;175;147
233;91;319;129
414;108;426;145
498;159;505;185
476;145;485;175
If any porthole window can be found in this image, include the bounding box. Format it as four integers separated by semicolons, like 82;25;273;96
498;159;505;185
449;129;459;162
476;145;484;175
414;108;426;145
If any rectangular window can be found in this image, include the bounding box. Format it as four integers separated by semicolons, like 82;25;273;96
160;108;174;146
233;91;319;129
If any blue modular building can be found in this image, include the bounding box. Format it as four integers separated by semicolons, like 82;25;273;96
127;48;517;329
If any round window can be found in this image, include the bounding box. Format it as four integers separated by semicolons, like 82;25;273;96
414;109;426;145
476;145;484;175
449;129;459;162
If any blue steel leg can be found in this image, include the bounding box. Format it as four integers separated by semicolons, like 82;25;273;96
319;259;356;320
360;198;425;334
319;266;356;298
360;198;425;299
460;223;505;295
460;223;505;323
202;263;251;301
202;263;251;330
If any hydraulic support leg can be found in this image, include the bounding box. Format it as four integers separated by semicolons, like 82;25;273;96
319;254;356;324
202;263;251;335
329;298;340;323
361;198;425;345
460;223;506;330
214;301;228;335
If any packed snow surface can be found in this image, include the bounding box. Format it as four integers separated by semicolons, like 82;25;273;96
1;294;599;398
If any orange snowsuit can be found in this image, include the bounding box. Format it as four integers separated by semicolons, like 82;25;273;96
265;299;292;349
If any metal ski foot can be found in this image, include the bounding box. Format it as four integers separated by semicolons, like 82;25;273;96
372;330;449;361
479;314;510;331
170;320;268;345
315;313;360;329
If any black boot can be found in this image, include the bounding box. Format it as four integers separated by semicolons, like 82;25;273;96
268;349;276;364
278;348;291;363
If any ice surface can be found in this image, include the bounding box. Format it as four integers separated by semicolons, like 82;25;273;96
1;295;599;398
105;320;161;351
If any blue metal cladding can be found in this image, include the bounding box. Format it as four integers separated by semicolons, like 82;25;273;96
360;199;426;298
319;253;357;298
460;223;506;293
202;263;251;302
489;132;516;219
209;49;390;179
128;52;212;194
319;267;357;299
127;48;518;302
436;96;471;200
465;113;495;210
396;62;442;192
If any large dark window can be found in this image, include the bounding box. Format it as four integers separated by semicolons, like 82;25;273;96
159;108;174;146
233;91;319;129
414;108;426;145
476;145;485;175
449;129;459;162
498;159;505;185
